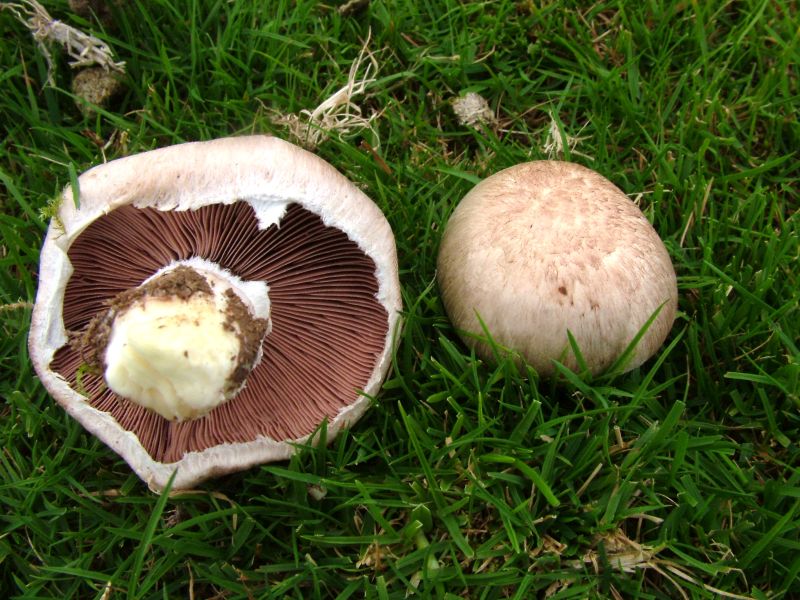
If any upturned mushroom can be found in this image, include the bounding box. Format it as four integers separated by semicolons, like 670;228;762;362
29;136;402;492
437;160;677;376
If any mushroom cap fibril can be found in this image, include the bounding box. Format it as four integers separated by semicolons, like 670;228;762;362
437;160;677;376
29;136;402;492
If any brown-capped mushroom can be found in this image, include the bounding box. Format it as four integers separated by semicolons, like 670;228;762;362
29;136;402;491
437;160;677;376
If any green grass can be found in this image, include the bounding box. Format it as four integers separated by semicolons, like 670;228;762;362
1;0;798;597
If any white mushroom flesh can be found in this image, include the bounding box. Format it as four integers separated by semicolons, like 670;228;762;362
104;291;240;421
101;263;270;421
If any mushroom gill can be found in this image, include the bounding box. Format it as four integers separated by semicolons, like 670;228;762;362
51;201;389;464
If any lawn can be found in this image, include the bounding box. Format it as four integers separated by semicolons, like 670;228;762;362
1;0;798;598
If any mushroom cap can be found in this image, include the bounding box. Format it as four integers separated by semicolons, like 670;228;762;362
437;160;677;376
29;136;402;491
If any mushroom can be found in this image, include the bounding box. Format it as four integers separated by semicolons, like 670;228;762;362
437;160;677;376
29;136;402;492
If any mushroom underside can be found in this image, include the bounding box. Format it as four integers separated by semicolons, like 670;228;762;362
51;201;389;463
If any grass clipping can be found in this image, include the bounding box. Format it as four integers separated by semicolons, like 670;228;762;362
562;530;751;600
272;33;380;150
1;0;125;86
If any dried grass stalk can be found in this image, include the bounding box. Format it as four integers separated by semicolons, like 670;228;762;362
1;0;125;86
542;112;592;160
273;32;380;150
